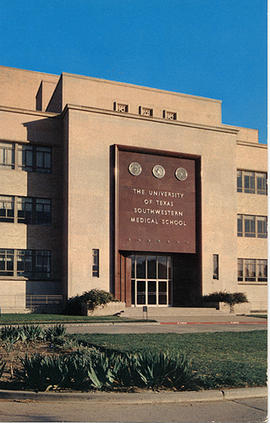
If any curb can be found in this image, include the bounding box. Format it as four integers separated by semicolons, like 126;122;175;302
0;387;266;404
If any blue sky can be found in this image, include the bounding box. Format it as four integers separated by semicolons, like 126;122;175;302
0;0;267;143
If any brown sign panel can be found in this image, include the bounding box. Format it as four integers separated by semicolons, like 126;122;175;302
117;149;196;253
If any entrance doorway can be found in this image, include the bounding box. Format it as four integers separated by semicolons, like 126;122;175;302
130;255;172;306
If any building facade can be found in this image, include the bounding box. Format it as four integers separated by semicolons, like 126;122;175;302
0;66;267;312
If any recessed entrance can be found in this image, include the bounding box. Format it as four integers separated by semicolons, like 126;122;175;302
130;255;172;306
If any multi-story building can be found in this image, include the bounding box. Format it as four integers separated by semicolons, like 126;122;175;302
0;65;267;312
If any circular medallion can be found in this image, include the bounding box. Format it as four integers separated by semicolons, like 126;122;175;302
175;167;188;181
128;162;142;176
152;165;165;179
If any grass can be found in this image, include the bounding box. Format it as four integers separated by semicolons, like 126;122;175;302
72;330;267;389
0;314;155;325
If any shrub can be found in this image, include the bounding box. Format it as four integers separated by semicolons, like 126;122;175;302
203;291;248;311
64;289;116;315
44;324;66;342
134;351;198;390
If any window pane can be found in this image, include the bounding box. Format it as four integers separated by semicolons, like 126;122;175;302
158;256;167;279
136;256;146;278
0;196;14;222
0;249;14;276
237;215;243;237
256;173;267;195
148;281;156;304
0;142;14;168
244;259;256;281
244;216;255;237
36;147;52;173
147;256;156;278
237;170;242;192
18;145;33;171
257;260;267;282
35;199;51;224
17;197;33;223
257;217;267;238
213;254;219;279
238;259;243;281
137;281;146;304
244;172;255;193
158;281;167;304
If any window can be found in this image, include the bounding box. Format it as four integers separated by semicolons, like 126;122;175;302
0;142;14;169
35;199;51;224
213;254;219;279
237;170;267;195
92;249;99;277
0;196;14;222
17;197;33;224
138;106;153;117
163;110;177;120
18;144;52;173
0;195;51;224
113;102;128;113
0;249;51;279
238;258;267;283
0;249;14;276
237;215;267;238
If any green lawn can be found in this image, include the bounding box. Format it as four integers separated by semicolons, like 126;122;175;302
0;314;154;325
72;330;267;389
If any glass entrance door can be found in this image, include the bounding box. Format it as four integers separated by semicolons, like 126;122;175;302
130;255;172;306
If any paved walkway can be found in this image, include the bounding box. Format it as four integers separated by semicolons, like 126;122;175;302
66;314;267;334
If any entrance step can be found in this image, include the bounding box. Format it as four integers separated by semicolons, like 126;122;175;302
122;307;230;318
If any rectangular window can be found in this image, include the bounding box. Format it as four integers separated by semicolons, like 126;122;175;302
0;249;14;276
0;142;14;169
237;215;267;238
237;170;242;192
237;215;243;237
0;195;51;224
213;254;219;280
92;249;99;277
17;144;52;173
256;173;267;195
0;196;14;222
257;216;267;238
244;215;256;237
35;199;51;224
0;249;51;279
18;144;33;171
36;146;52;173
238;258;267;283
237;170;267;195
17;197;33;224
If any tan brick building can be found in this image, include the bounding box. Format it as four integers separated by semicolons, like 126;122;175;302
0;65;267;312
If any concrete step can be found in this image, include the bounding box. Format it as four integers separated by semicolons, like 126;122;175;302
121;307;230;318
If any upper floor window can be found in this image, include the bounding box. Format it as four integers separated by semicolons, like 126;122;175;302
237;215;267;238
0;249;51;279
237;170;267;195
0;141;52;173
18;145;52;173
0;142;15;169
0;195;51;225
238;258;267;283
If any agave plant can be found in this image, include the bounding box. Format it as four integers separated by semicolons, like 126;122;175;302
20;325;44;342
0;326;20;342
